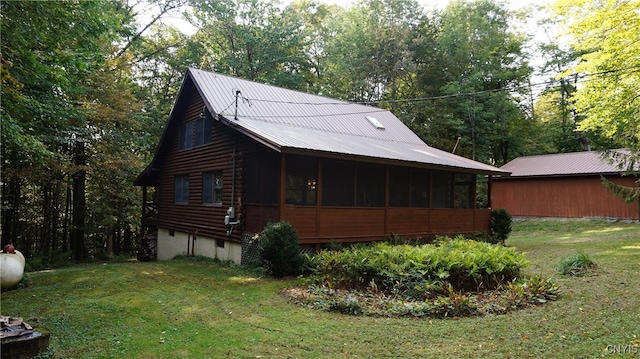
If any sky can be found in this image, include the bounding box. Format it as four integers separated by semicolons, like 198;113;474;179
307;0;551;11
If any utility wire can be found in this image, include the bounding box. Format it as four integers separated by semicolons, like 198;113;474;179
238;65;640;107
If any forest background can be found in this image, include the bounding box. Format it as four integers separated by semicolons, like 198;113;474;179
1;0;639;263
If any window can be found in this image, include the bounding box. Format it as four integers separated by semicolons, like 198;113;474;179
389;166;410;207
175;175;189;204
410;169;430;208
454;173;474;208
432;171;453;208
322;159;355;206
285;156;317;206
356;163;385;207
179;116;213;150
203;171;223;205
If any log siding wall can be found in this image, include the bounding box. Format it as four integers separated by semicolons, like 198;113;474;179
156;85;262;243
492;175;640;219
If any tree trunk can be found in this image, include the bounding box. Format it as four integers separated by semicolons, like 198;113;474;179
63;183;71;253
1;171;21;248
71;141;87;261
51;175;62;253
123;226;132;254
107;228;114;256
41;181;52;257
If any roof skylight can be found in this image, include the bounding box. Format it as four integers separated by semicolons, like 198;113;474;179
366;116;385;130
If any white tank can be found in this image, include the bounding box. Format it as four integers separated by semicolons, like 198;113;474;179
1;252;25;290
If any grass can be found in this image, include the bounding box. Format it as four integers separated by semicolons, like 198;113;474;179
1;218;639;358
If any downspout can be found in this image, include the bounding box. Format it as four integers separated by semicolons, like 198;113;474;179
231;132;236;207
224;90;243;236
225;122;240;236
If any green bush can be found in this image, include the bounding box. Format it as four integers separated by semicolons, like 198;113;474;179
490;209;513;244
258;221;305;278
311;237;528;300
557;253;597;276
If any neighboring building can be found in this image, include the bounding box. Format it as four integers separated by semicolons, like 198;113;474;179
135;68;508;263
492;151;639;220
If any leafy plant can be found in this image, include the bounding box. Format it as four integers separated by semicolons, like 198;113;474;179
490;209;513;244
328;295;364;316
311;237;528;299
258;221;305;278
557;253;597;276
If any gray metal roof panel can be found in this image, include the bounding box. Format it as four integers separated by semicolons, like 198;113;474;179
229;117;504;173
189;68;507;174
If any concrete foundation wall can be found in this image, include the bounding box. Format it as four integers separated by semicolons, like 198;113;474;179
157;228;242;264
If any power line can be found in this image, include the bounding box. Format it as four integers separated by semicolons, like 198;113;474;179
238;65;639;107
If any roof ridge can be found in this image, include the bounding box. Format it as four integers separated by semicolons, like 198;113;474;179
189;67;368;107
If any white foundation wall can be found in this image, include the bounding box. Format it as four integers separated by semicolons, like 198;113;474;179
157;228;242;264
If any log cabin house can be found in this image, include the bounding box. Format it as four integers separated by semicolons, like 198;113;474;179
135;68;509;263
492;151;640;220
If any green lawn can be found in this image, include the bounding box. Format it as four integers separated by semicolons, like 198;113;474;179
2;219;639;358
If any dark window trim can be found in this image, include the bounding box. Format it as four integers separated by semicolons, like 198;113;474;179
174;174;190;204
179;116;213;151
202;171;224;206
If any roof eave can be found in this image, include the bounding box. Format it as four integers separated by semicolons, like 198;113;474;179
277;147;510;175
493;171;628;180
218;115;282;152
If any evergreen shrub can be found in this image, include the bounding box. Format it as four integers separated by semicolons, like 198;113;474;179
490;209;513;244
258;221;305;278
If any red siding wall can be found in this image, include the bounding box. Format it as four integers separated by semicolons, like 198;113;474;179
492;175;639;219
283;206;492;243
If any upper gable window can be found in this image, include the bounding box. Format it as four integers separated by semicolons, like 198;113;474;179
179;116;213;150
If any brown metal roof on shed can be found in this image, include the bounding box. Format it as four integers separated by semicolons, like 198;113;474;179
499;150;630;178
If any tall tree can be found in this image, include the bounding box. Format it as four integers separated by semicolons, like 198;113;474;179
1;1;142;260
187;0;314;91
433;0;532;164
552;0;640;201
321;0;422;103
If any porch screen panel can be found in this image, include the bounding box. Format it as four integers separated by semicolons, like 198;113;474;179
322;159;355;206
389;166;410;207
356;163;385;207
410;168;430;208
454;173;474;208
246;153;279;205
261;154;279;205
285;156;317;206
432;171;453;208
245;156;261;204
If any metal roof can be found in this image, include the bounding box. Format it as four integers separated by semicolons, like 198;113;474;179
189;68;506;175
499;150;631;178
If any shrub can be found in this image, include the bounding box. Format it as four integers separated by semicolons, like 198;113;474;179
557;253;597;276
258;221;305;278
312;237;528;299
490;209;513;244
